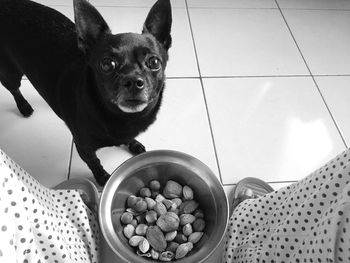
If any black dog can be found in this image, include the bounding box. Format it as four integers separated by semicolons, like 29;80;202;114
0;0;172;186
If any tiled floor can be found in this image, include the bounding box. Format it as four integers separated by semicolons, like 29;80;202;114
1;0;349;189
0;0;349;261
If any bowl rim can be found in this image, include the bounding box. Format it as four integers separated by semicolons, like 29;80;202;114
99;149;229;262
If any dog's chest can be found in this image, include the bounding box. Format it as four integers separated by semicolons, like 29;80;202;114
73;115;151;149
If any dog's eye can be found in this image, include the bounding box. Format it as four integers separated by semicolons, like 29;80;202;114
100;58;116;73
147;56;161;71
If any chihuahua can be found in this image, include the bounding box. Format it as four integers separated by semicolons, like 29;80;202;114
0;0;172;186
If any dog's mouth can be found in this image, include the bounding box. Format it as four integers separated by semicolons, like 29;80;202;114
112;98;149;113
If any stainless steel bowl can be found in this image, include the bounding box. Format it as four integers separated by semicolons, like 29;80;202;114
99;150;229;263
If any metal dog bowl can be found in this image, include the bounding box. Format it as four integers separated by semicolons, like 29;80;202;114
99;150;229;262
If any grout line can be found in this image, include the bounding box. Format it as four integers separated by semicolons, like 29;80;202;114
275;0;348;149
187;7;278;10
184;0;223;184
67;138;74;180
202;74;311;79
223;180;297;186
167;76;200;79
161;74;350;79
50;4;187;9
278;7;350;12
312;78;348;148
179;6;350;11
313;74;350;77
23;74;350;81
201;74;350;78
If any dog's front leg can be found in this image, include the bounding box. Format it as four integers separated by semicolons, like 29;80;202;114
128;139;146;155
75;145;110;186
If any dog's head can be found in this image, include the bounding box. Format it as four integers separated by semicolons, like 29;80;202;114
73;0;171;114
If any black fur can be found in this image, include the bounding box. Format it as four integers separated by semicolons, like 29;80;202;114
0;0;172;186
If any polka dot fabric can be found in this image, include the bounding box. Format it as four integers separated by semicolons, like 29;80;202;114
224;148;350;263
0;149;100;262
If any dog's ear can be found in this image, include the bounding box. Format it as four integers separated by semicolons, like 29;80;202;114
73;0;111;54
142;0;172;50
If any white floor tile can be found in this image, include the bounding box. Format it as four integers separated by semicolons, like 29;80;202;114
283;9;350;75
31;0;73;7
204;77;346;185
54;6;74;21
54;6;199;78
189;9;308;77
0;80;72;187
277;0;350;10
188;0;277;9
316;76;350;147
70;79;219;182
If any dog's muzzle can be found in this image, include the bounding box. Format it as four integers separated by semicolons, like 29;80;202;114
117;99;148;113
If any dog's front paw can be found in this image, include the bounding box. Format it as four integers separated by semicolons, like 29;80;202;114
96;172;110;187
18;102;34;117
128;140;146;155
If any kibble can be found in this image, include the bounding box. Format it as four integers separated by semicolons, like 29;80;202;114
149;180;161;191
139;187;152;198
117;179;206;261
120;212;133;224
135;223;148;236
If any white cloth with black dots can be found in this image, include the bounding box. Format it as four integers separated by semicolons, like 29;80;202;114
224;148;350;263
2;145;350;263
0;149;100;263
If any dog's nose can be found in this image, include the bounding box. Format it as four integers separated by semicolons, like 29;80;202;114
121;77;145;90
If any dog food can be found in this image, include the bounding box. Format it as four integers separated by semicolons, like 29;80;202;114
115;180;206;261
